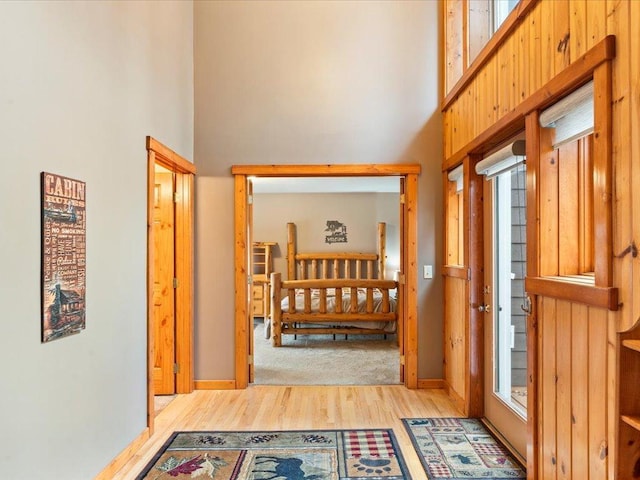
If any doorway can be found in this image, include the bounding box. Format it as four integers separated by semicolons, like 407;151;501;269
146;137;195;431
249;177;402;385
480;159;528;459
231;164;421;389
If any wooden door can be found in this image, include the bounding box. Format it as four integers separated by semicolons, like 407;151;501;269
398;177;406;383
153;171;176;394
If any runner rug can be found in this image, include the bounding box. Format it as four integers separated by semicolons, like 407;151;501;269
402;418;526;479
136;429;411;480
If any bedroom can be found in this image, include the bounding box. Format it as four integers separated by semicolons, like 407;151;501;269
250;176;402;385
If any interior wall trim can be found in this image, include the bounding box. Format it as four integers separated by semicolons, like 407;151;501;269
442;35;616;172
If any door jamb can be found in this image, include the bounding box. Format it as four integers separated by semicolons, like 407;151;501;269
231;164;421;389
146;136;196;433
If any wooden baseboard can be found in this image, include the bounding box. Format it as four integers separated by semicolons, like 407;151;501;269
194;380;236;390
94;428;150;480
417;378;445;389
443;380;466;414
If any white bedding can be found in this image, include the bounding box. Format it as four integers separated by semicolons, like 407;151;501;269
280;287;397;333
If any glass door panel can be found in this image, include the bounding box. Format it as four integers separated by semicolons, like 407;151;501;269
483;163;528;458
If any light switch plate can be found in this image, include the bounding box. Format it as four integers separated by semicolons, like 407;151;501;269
424;265;433;279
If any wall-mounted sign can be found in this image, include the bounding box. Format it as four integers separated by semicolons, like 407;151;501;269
41;172;86;343
325;220;348;244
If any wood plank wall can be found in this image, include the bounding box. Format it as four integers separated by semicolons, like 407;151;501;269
537;297;608;479
444;274;467;412
442;0;640;478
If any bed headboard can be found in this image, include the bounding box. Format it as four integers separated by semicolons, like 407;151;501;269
286;222;387;280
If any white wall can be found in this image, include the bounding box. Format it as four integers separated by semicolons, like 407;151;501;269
0;2;193;478
194;0;443;379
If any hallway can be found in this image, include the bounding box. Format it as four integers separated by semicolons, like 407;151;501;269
112;386;461;479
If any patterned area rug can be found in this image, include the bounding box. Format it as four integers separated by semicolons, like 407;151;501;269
402;418;526;479
136;429;411;480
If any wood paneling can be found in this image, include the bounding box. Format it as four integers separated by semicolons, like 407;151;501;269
444;275;467;411
631;0;640;327
442;35;615;169
571;303;589;480
608;0;633;331
444;173;463;266
442;0;638;477
444;0;464;94
539;131;559;276
539;297;557;479
589;307;608;479
442;0;537;110
537;298;610;479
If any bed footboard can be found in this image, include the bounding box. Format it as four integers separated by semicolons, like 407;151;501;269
270;272;397;347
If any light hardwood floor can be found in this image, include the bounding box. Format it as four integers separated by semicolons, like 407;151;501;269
112;385;462;479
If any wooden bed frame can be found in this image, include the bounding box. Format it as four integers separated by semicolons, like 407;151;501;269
269;222;398;346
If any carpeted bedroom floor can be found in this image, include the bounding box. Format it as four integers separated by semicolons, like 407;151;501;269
252;320;401;385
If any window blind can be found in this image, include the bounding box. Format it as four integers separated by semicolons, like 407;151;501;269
475;139;526;178
447;164;464;193
539;80;594;149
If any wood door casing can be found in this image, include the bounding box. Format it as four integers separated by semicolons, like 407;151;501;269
146;136;196;434
232;164;421;389
247;179;254;383
153;171;175;394
398;177;406;383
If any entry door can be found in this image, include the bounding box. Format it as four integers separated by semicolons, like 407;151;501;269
153;170;176;394
482;164;527;458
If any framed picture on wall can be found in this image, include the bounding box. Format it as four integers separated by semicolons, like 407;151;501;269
41;172;86;343
325;220;348;244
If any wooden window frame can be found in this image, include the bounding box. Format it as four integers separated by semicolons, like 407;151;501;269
524;48;617;311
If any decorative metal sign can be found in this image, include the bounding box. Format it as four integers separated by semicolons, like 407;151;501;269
41;172;86;343
325;220;348;244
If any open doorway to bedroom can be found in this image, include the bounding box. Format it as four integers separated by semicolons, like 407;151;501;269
250;176;402;385
231;164;421;390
